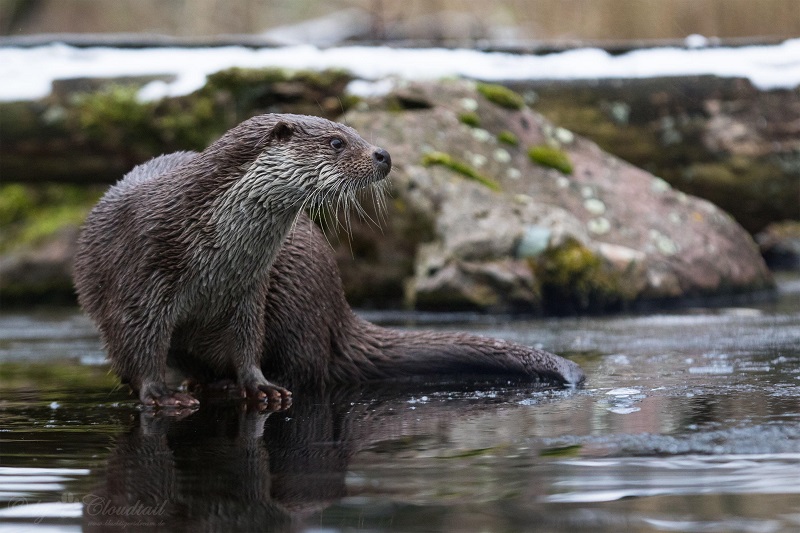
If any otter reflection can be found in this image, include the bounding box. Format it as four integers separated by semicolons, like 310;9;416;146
83;382;570;531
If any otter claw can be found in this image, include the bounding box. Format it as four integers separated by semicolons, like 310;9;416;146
244;383;292;402
145;392;200;408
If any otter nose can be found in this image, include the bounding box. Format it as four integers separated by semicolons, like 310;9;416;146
372;148;392;173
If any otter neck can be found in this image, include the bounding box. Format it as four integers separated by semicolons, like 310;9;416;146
199;153;313;295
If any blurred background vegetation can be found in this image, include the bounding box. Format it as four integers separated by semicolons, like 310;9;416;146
1;0;798;44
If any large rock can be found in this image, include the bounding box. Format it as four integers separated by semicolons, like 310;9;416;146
337;79;773;313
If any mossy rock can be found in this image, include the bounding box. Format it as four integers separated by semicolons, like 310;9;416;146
476;82;525;110
70;84;225;154
528;145;574;174
72;84;162;155
421;151;501;192
533;239;626;314
207;67;351;91
70;68;355;153
2;66;359;187
203;67;354;120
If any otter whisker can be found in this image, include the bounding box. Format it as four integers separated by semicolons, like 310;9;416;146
369;182;383;225
325;188;339;236
350;183;382;230
343;182;358;237
310;189;337;249
290;193;316;241
336;184;350;236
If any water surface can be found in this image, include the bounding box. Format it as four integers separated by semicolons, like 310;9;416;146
1;277;799;532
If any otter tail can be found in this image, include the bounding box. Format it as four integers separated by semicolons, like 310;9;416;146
333;317;585;387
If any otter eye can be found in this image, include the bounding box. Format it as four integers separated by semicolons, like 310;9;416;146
330;137;345;151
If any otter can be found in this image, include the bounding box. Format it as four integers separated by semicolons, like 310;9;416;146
73;113;584;407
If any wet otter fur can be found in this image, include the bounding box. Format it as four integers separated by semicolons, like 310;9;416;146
74;113;584;407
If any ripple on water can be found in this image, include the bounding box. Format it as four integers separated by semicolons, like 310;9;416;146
544;453;800;503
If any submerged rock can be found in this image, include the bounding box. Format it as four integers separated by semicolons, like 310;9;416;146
340;79;773;313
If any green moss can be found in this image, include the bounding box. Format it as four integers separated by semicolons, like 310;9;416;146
540;445;583;457
528;145;574;174
458;111;481;127
441;447;500;459
289;67;351;89
497;130;519;146
421;151;502;192
206;66;293;89
533;238;625;313
476;82;525;110
206;66;351;90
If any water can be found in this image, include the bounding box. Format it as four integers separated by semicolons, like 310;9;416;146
1;276;798;532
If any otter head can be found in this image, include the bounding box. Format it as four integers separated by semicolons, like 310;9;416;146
234;114;392;217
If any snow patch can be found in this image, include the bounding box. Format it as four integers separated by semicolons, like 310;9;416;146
2;39;800;102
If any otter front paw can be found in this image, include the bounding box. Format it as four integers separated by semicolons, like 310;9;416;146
244;381;292;402
139;381;200;408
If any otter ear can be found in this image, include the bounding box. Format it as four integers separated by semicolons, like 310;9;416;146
270;121;294;142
